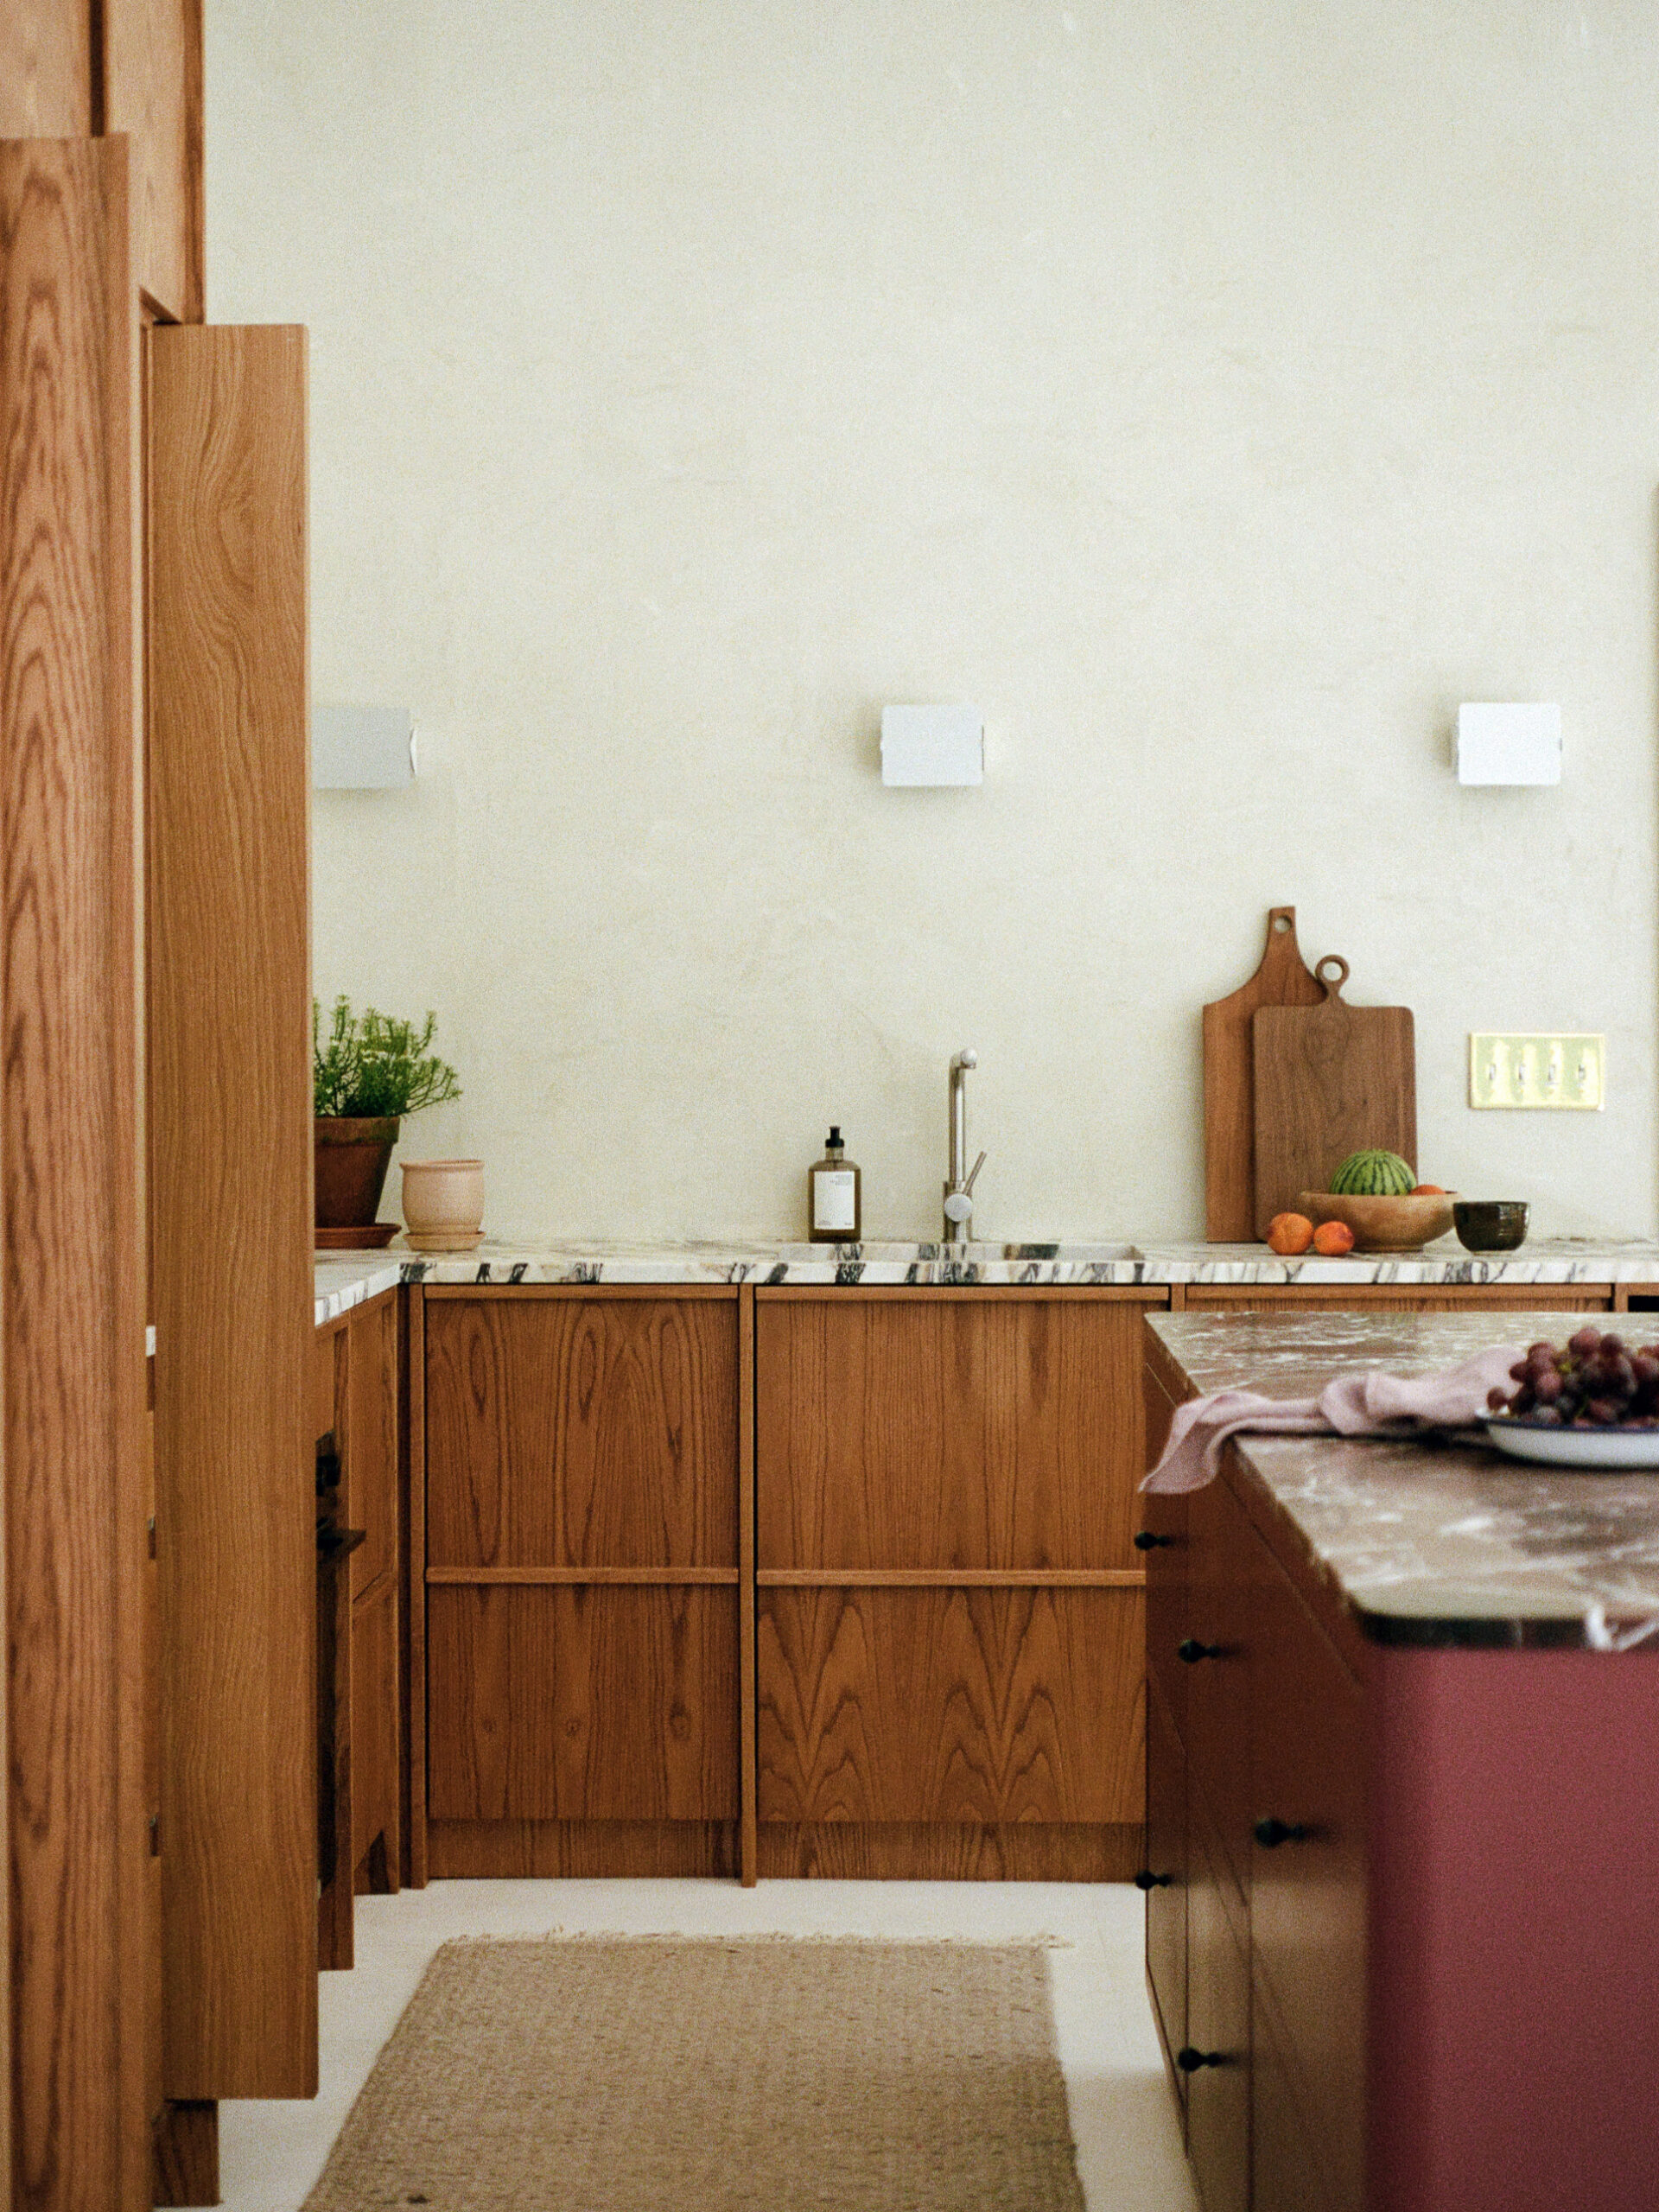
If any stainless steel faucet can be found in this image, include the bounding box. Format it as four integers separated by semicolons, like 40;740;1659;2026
943;1048;987;1245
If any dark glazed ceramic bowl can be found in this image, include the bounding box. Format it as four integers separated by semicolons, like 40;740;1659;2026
1453;1200;1529;1252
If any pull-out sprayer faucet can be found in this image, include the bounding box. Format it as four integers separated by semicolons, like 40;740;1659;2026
944;1050;986;1244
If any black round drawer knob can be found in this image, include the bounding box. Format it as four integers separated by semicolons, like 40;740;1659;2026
1177;1637;1222;1664
1254;1815;1312;1849
1177;2046;1225;2072
1134;1530;1174;1551
1133;1868;1172;1891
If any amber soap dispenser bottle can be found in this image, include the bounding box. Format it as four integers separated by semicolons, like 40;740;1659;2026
808;1127;861;1243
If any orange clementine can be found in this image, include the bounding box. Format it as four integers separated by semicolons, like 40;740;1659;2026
1313;1219;1356;1255
1410;1182;1445;1195
1266;1212;1315;1255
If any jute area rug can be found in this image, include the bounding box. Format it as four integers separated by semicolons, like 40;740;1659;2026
303;1935;1084;2211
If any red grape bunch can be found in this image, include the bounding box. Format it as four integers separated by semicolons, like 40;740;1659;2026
1487;1327;1659;1429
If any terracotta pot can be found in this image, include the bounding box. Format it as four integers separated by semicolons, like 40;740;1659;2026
401;1158;485;1251
314;1116;400;1228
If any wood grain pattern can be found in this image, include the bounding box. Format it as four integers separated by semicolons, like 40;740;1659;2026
428;1818;738;1880
1203;906;1324;1240
756;1586;1143;1826
316;1535;353;1974
1185;1800;1251;2212
755;1294;1151;1572
400;1284;427;1886
151;2099;218;2209
102;0;205;321
738;1285;758;1885
149;321;315;2096
0;2;92;133
427;1585;741;1823
2;133;151;2212
755;1821;1140;1882
425;1293;740;1569
1252;959;1416;1235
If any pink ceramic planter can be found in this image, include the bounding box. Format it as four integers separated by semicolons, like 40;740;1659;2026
400;1158;484;1251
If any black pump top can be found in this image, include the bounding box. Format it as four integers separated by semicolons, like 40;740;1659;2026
827;1127;842;1147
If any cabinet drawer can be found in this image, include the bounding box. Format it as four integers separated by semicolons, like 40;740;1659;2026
427;1585;740;1822
1145;1669;1187;2113
757;1295;1148;1571
1252;1974;1338;2212
1184;1472;1255;1921
756;1586;1143;1825
425;1294;739;1569
1186;1797;1250;2212
1251;1538;1365;2212
1143;1484;1190;1748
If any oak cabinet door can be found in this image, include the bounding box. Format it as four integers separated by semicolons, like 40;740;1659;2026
428;1585;739;1822
426;1294;738;1571
348;1294;399;1601
756;1586;1142;1825
757;1295;1146;1571
350;1574;400;1879
1185;1800;1251;2212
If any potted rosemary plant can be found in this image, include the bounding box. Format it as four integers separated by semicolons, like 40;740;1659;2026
313;997;461;1241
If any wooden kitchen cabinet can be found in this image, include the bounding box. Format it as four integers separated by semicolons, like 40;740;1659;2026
754;1289;1155;1880
3;0;204;321
420;1287;749;1880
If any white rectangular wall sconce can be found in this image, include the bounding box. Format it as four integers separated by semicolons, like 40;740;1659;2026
313;703;416;790
880;704;983;786
1456;702;1561;786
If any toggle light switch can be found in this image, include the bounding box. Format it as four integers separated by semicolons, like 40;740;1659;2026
1469;1033;1604;1110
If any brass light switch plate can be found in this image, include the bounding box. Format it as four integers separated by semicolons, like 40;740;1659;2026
1469;1033;1605;1109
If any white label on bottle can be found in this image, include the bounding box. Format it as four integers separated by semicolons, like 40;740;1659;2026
814;1169;856;1233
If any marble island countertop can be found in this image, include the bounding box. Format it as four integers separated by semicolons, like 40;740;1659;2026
1149;1308;1659;1649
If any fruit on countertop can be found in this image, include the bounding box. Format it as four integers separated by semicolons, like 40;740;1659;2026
1410;1183;1446;1195
1266;1212;1315;1255
1329;1148;1415;1196
1488;1327;1659;1428
1312;1220;1356;1255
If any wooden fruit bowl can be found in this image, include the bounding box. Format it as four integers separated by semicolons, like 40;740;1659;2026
1299;1191;1457;1252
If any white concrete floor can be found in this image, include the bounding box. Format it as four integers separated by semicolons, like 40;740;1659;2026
217;1878;1199;2212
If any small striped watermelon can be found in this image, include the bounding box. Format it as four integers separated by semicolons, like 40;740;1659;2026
1329;1148;1414;1196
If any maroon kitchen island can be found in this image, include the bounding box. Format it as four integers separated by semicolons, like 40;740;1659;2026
1141;1309;1659;2212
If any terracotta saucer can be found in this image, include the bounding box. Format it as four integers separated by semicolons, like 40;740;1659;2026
315;1224;398;1250
404;1228;485;1253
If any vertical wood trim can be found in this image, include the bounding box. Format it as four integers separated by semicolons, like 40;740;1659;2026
738;1284;757;1885
403;1283;428;1886
148;321;316;2098
0;10;93;135
0;133;149;2209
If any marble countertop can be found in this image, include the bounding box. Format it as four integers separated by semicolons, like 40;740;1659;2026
312;1234;1659;1289
1149;1308;1659;1649
315;1255;403;1326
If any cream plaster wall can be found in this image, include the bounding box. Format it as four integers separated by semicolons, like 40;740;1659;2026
208;1;1659;1243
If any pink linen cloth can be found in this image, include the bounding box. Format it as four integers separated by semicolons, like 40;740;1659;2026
1142;1345;1522;1494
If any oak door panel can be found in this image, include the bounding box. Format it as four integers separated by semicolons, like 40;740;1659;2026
348;1294;398;1600
426;1295;739;1569
104;0;204;321
756;1586;1143;1826
1250;1538;1365;2212
351;1574;399;1881
0;3;92;133
149;321;315;2098
1;134;150;2211
756;1296;1147;1571
427;1585;740;1822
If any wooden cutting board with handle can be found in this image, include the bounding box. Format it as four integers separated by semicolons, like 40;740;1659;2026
1203;907;1325;1241
1251;955;1417;1237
